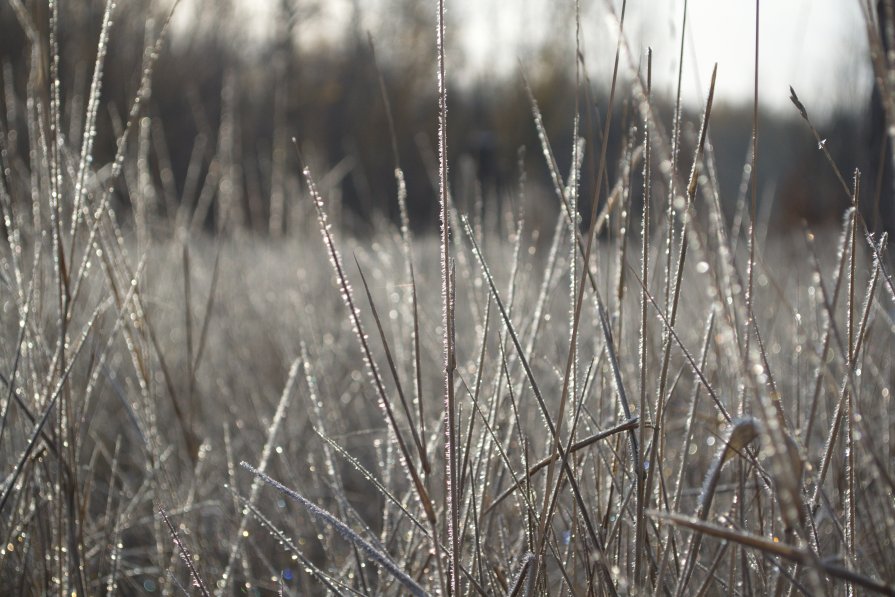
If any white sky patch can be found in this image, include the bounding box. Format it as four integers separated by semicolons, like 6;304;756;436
171;0;874;117
678;0;871;115
457;0;873;116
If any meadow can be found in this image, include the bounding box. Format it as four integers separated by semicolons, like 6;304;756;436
1;1;894;595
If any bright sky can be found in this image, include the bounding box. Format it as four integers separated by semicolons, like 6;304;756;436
457;0;873;116
180;0;874;117
648;0;871;115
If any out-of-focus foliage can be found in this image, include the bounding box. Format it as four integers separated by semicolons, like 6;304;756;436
0;0;873;235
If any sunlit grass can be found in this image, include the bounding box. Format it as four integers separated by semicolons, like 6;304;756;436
1;1;894;595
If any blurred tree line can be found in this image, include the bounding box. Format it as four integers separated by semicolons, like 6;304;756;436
0;0;876;237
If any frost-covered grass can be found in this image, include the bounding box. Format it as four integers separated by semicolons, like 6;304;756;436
2;1;895;596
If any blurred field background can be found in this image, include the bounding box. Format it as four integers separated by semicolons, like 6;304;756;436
2;1;895;595
0;0;881;235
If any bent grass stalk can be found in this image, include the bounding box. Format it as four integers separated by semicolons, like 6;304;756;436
241;463;429;597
